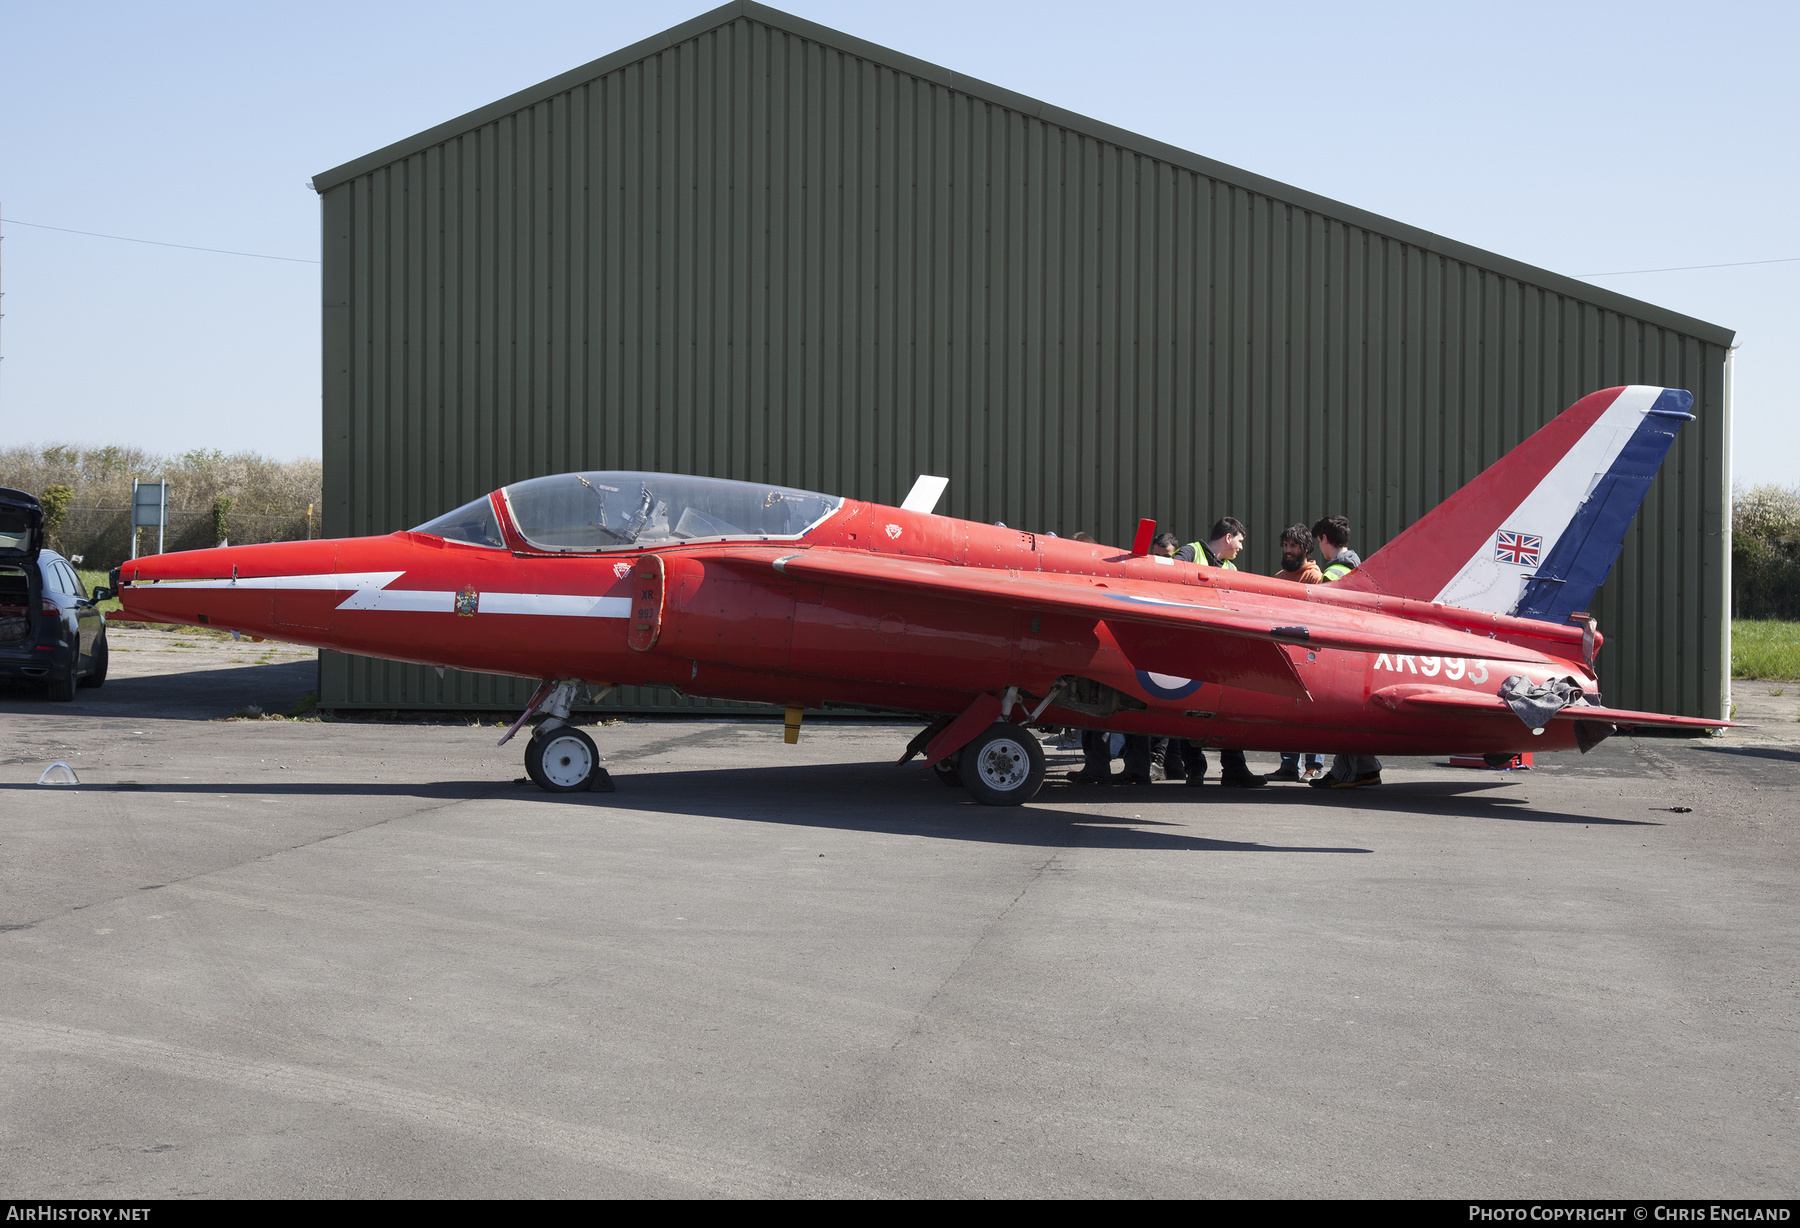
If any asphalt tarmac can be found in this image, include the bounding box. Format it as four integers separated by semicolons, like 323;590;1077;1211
1;630;1795;1197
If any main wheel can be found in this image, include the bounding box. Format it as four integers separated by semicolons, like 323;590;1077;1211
525;726;601;793
78;636;108;689
960;723;1047;806
47;654;77;703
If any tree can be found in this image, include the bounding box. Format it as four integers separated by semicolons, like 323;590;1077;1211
40;484;74;549
1732;484;1800;619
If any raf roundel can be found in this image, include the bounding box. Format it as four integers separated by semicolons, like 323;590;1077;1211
1136;670;1203;700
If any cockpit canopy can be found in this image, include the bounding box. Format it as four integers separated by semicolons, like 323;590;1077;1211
412;472;843;552
412;494;506;548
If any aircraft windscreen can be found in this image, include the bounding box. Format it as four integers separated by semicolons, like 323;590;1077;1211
502;472;842;552
411;495;506;548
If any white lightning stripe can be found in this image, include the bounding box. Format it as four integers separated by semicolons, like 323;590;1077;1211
478;594;631;618
149;571;402;591
335;588;455;612
339;590;629;617
144;572;628;618
1433;385;1660;614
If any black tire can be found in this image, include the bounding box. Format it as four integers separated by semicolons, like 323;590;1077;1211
933;755;964;788
960;723;1047;806
78;635;108;689
524;725;601;793
47;654;77;703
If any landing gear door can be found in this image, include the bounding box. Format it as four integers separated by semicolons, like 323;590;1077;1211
0;488;44;563
628;554;665;651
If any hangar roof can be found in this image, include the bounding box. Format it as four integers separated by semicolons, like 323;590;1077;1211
311;2;1732;348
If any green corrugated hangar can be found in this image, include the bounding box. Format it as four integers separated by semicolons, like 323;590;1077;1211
310;0;1734;719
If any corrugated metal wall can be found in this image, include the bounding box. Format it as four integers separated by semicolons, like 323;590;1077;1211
316;1;1731;717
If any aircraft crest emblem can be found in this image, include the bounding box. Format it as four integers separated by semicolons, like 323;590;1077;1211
613;561;632;578
1494;530;1542;566
454;586;480;617
886;524;902;539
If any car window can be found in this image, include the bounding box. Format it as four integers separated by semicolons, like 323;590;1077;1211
62;563;88;599
41;560;67;595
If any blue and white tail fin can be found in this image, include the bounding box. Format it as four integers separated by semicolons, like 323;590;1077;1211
1338;386;1695;622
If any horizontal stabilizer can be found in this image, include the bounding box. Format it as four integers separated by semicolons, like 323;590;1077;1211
1372;683;1731;730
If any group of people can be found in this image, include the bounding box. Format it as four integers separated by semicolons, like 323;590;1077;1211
1063;514;1384;791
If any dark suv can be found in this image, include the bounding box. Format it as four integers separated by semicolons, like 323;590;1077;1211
0;487;110;701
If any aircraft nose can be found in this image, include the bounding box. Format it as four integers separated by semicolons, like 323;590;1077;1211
119;539;344;634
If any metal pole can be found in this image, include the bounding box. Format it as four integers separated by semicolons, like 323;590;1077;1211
130;479;139;561
157;481;166;555
1722;343;1738;723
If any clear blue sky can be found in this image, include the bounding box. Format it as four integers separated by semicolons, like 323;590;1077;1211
2;0;1794;485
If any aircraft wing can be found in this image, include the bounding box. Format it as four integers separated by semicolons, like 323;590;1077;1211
1371;683;1731;731
699;546;1564;701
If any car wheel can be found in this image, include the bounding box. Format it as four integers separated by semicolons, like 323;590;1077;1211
960;722;1047;806
77;636;108;689
524;725;601;793
48;655;77;702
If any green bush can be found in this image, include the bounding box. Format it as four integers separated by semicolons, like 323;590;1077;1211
0;444;320;570
1732;484;1800;620
40;484;73;548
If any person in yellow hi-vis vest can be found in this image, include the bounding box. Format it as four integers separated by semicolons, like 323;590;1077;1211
1308;514;1383;789
1269;524;1326;782
1172;518;1268;788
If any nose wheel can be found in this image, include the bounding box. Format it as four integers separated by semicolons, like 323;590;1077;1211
525;726;612;793
501;678;617;793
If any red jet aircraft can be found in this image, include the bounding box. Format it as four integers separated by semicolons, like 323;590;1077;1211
114;385;1728;804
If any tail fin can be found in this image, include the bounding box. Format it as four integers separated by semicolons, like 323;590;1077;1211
1337;386;1694;621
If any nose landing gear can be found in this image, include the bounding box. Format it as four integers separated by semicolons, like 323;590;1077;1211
527;725;606;793
500;678;615;793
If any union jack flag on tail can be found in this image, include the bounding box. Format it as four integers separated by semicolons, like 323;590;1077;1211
1495;530;1542;567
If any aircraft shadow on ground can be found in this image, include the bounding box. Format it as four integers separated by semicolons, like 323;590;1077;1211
1034;777;1658;827
1689;744;1800;765
13;771;1359;853
13;760;1655;847
0;660;316;720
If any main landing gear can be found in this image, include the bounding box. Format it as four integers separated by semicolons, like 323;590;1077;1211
959;723;1047;805
899;695;1053;807
500;679;615;794
918;721;1046;806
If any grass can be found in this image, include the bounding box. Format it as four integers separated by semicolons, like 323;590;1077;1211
1732;619;1800;681
220;694;321;723
76;568;122;614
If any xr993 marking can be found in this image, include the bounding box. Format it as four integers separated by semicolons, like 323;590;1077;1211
1373;654;1489;684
